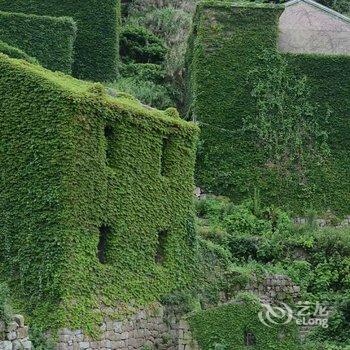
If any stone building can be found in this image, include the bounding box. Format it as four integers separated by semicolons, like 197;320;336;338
0;53;198;336
187;0;350;214
279;0;350;55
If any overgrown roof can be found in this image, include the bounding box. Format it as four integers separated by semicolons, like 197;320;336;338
0;54;197;133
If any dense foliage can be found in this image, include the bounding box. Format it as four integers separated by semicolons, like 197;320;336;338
187;2;350;215
0;55;198;333
120;25;167;64
0;283;12;325
0;40;38;64
119;0;349;109
0;0;121;81
115;23;173;108
0;11;75;73
116;0;195;111
0;0;349;348
194;194;350;349
190;293;299;350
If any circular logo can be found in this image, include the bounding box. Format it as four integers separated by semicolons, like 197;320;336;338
258;303;294;327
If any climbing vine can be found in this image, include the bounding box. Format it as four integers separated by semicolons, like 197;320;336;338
244;50;331;182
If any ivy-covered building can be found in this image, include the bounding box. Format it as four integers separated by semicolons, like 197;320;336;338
0;0;121;81
187;0;350;215
0;54;198;331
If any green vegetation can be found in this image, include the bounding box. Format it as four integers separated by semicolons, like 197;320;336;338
0;0;121;81
187;2;350;215
0;283;12;325
0;11;75;73
0;54;198;333
193;194;350;349
118;0;195;111
0;40;38;64
107;78;173;110
120;25;167;64
244;51;330;182
112;22;172;109
0;0;349;348
189;294;299;350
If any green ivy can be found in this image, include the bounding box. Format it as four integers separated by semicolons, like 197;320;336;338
0;40;38;65
0;10;76;73
0;282;12;325
187;2;350;215
189;294;299;350
0;55;199;334
0;0;121;81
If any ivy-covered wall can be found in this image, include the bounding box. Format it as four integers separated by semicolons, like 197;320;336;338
0;10;76;73
0;55;198;333
189;296;299;350
187;2;350;215
0;0;121;81
0;40;38;65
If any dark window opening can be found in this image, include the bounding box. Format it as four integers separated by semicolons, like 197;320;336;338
244;331;256;347
104;125;113;165
155;230;169;264
98;225;111;264
160;137;170;176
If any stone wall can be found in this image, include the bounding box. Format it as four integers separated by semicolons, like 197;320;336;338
177;275;302;350
177;320;199;350
1;275;303;350
56;304;182;350
0;315;32;350
279;0;350;55
243;274;301;304
294;215;350;227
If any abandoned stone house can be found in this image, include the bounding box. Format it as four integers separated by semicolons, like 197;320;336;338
189;0;350;213
0;52;198;342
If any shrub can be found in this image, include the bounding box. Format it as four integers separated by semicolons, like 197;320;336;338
106;77;173;110
189;295;299;350
128;6;193;75
224;206;272;237
120;25;167;64
308;299;350;344
120;63;166;83
127;5;195;112
195;196;231;222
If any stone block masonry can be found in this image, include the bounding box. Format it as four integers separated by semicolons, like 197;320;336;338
243;274;301;304
177;320;199;350
0;315;32;350
56;304;183;350
279;0;350;56
294;216;350;227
